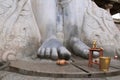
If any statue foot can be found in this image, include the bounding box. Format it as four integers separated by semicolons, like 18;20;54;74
70;37;99;59
37;37;71;60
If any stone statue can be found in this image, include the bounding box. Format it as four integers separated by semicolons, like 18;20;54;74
0;0;120;61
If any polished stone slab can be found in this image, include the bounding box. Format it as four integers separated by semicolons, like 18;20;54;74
8;56;120;78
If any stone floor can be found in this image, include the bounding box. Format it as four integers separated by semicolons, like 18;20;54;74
1;71;120;80
0;55;120;80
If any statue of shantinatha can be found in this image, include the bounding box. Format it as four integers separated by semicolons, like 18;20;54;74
0;0;120;61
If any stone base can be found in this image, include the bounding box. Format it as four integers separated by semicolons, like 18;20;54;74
5;56;120;78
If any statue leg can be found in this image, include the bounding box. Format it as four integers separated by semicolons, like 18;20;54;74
31;0;71;60
62;0;99;58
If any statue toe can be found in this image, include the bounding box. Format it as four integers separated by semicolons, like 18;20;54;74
51;48;58;60
37;48;45;58
93;51;99;58
44;48;51;58
58;47;71;60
